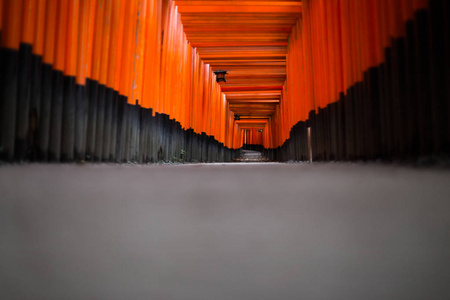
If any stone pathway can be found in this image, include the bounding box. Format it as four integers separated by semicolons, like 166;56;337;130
234;149;269;162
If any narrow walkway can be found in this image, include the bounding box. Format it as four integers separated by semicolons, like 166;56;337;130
1;163;449;300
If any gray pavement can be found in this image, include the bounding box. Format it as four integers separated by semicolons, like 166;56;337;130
1;162;450;300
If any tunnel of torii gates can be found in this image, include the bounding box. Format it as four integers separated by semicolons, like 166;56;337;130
0;0;449;163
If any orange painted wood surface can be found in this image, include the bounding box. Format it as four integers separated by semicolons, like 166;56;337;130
1;0;24;49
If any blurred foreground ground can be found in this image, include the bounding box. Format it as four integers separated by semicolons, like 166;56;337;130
1;162;450;300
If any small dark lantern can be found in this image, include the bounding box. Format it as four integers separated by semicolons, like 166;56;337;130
214;70;228;83
234;114;241;120
258;129;263;133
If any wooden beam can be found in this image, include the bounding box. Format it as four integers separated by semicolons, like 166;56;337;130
176;5;301;14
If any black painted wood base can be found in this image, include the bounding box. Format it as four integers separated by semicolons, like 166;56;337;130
0;48;235;163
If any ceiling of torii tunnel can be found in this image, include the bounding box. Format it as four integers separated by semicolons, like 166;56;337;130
175;0;302;137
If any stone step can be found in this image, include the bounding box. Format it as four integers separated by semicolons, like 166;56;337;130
233;150;269;162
